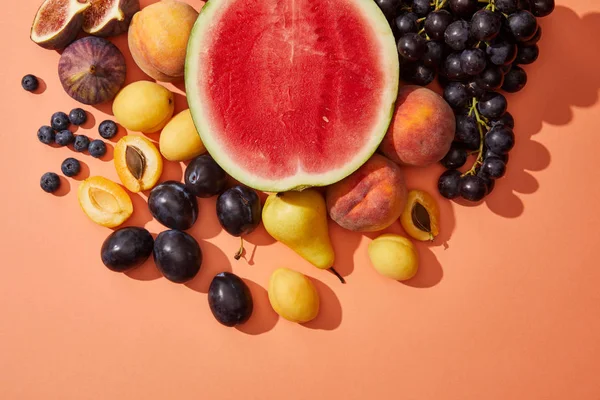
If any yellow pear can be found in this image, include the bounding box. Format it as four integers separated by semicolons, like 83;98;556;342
262;190;344;282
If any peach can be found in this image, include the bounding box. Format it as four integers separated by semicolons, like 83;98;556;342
128;0;200;82
326;154;407;232
379;85;455;167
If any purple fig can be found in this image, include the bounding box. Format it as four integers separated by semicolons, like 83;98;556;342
30;0;91;50
83;0;140;37
58;36;126;105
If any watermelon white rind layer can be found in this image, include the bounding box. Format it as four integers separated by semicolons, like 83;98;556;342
185;0;399;192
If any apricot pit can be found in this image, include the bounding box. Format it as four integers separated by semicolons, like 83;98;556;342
400;190;440;241
114;135;163;193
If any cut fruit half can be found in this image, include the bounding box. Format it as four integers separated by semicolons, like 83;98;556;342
185;0;399;192
83;0;140;37
78;176;133;228
114;135;163;193
31;0;91;50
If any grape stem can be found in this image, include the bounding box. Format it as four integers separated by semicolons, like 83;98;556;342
435;0;447;10
462;98;488;177
329;268;346;284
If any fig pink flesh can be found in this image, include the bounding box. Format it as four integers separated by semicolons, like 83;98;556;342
84;0;115;28
34;0;71;37
198;0;386;180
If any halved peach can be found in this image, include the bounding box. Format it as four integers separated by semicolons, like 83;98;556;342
114;135;163;193
400;190;440;241
78;176;133;228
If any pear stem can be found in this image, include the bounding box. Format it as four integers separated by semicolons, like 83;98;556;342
234;237;245;260
329;267;346;284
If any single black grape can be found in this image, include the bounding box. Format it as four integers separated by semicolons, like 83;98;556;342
375;0;402;19
395;12;419;35
507;11;538;42
460;175;487;201
397;33;427;61
523;26;542;45
476;65;504;90
400;62;436;86
425;10;454;41
444;82;470;109
485;125;515;153
502;65;528;92
441;144;468;169
484;148;509;163
495;0;518;13
481;156;507;178
455;114;481;150
422;41;444;68
438;169;462;199
517;0;531;11
531;0;554;17
460;48;487;75
477;92;507;119
491;112;515;129
449;0;478;17
442;52;467;81
466;79;486;99
477;170;496;194
486;41;517;65
445;20;470;51
515;44;539;64
412;0;432;17
470;10;502;41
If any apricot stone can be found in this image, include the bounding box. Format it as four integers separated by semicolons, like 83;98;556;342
326;154;407;232
128;0;200;82
379;85;455;167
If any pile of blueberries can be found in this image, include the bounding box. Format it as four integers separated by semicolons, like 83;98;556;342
374;0;554;201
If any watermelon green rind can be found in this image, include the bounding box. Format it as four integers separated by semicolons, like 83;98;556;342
185;0;399;192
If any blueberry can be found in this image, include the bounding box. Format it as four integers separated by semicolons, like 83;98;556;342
40;172;61;193
37;126;55;145
55;130;75;146
73;135;90;152
61;158;81;177
69;108;87;126
88;140;107;158
51;112;70;131
99;120;118;139
22;75;39;92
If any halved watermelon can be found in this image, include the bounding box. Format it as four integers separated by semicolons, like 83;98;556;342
185;0;399;191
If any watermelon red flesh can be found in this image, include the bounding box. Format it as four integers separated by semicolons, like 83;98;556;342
186;0;399;191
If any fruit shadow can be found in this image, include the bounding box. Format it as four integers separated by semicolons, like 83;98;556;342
240;224;277;266
302;277;342;330
98;142;115;162
72;160;91;181
122;192;155;229
236;279;279;335
185;240;232;293
80;111;97;131
125;249;162;281
53;176;71;197
329;221;362;280
188;196;224;240
32;77;47;95
479;7;598;218
158;159;184;183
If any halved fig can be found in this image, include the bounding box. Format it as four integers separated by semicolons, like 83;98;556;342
30;0;91;50
114;135;163;193
78;176;133;228
83;0;140;37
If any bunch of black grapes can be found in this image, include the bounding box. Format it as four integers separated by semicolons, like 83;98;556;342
375;0;554;201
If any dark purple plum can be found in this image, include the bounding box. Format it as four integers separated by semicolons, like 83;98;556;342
208;272;253;327
101;227;154;272
149;181;198;230
184;154;228;198
153;230;202;283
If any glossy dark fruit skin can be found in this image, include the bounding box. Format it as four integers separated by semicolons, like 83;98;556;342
99;120;118;139
40;172;61;193
507;11;538;42
502;65;528;92
523;26;541;45
491;112;515;129
397;33;426;61
531;0;554;17
101;227;154;272
445;20;470;51
485;149;509;163
422;41;444;68
477;92;507;119
438;169;462;199
400;62;435;86
515;44;539;64
73;135;90;152
395;13;418;35
61;157;81;177
444;82;470;109
470;10;502;41
495;0;518;13
184;154;228;198
55;130;75;146
455;115;480;150
22;75;39;92
153;230;202;283
460;48;487;76
37;126;55;145
460;175;487;201
486;41;517;65
375;0;401;19
149;181;199;230
51;112;70;131
449;0;477;17
88;140;107;158
412;0;432;16
485;125;515;153
442;52;467;81
424;10;454;41
476;65;504;90
217;186;261;237
466;79;486;99
477;170;496;194
69;108;87;126
208;272;253;327
481;156;507;178
441;144;468;169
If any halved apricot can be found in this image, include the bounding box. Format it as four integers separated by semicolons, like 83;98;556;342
400;190;440;241
114;135;163;193
78;176;133;228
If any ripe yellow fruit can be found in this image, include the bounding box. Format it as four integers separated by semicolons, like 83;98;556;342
78;176;133;228
112;81;174;133
113;135;163;193
159;109;206;161
368;234;419;281
268;268;320;323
